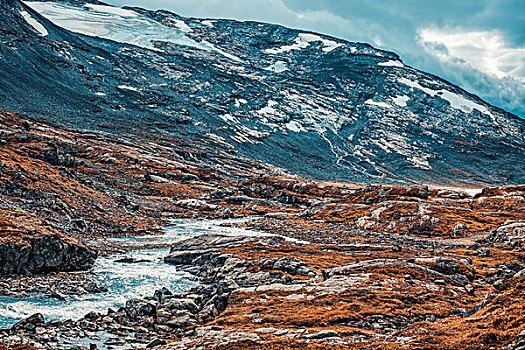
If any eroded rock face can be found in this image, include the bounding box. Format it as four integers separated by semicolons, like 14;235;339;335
0;234;97;275
0;210;97;275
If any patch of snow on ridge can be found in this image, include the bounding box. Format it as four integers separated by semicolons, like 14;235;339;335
84;4;137;17
438;90;493;115
258;100;279;115
264;61;289;73
365;99;392;108
298;33;343;52
398;78;437;96
286;121;304;132
378;60;404;67
219;114;239;124
19;10;48;36
117;85;137;91
23;1;242;62
234;98;248;108
391;95;410;107
201;20;215;27
265;36;309;54
398;77;493;116
168;18;192;33
24;1;203;50
201;40;244;62
265;33;342;54
408;155;431;170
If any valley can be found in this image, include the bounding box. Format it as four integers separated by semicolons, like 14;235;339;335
0;0;524;349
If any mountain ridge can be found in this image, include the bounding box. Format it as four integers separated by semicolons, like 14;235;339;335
1;0;523;185
1;2;525;349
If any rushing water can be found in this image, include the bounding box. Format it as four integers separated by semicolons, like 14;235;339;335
0;218;269;328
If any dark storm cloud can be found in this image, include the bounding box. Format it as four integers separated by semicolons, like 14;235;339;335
106;0;525;116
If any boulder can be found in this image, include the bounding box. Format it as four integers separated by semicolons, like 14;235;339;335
263;256;317;276
0;234;97;275
165;298;199;315
125;299;157;321
12;313;45;331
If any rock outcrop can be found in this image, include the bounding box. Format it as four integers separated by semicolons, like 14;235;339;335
0;210;97;275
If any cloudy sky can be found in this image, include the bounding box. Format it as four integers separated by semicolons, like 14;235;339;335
106;0;524;117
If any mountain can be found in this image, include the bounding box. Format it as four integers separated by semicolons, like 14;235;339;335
1;0;524;185
1;2;525;349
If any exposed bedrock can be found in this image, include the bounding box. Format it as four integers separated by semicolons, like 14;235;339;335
0;234;97;275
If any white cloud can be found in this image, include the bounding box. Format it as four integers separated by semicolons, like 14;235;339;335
419;28;525;82
417;28;525;116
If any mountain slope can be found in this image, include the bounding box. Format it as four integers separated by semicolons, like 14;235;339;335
0;0;523;185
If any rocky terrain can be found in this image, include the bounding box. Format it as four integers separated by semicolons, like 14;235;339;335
0;110;524;349
0;0;524;349
1;0;524;185
3;213;525;349
0;109;281;269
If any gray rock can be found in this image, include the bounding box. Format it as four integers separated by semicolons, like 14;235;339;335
465;284;475;295
13;313;45;331
166;298;199;315
0;235;97;275
264;256;317;276
303;330;339;340
125;299;157;321
147;339;167;348
513;269;525;279
166;314;195;329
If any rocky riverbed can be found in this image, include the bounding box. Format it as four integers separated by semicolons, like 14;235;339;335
2;215;525;349
0;220;280;348
1;111;524;349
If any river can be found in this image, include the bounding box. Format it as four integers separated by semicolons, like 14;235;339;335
0;218;269;328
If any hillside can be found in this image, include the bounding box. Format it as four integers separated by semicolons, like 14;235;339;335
0;0;523;185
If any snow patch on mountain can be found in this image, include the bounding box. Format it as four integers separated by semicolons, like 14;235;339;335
365;99;392;108
257;100;279;115
19;10;48;36
408;156;431;170
201;40;244;62
84;4;137;17
286;121;304;133
234;99;248;108
201;20;215;28
231;124;267;144
166;18;192;33
264;61;289;73
220;114;239;124
117;85;137;91
378;60;404;67
24;1;203;50
391;95;410;107
398;78;493;116
265;36;309;54
299;33;343;53
24;1;242;62
265;33;342;54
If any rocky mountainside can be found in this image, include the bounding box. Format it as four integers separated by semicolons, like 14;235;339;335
0;0;523;185
1;1;525;349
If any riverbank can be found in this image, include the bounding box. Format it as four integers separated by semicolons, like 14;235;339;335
2;212;525;349
1;111;525;349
